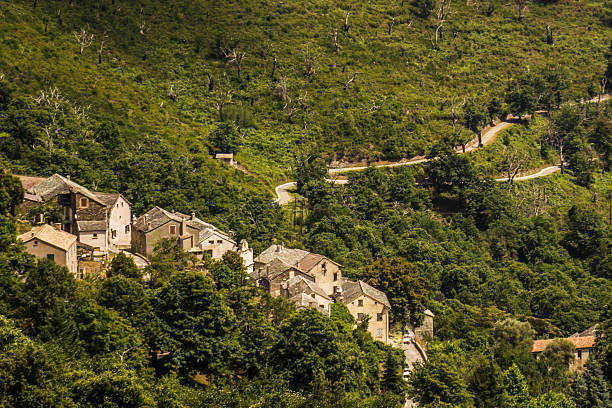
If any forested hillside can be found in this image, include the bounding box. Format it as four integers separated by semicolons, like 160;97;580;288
1;0;612;407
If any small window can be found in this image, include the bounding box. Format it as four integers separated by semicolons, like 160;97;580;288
80;197;88;208
217;240;222;244
125;225;130;233
169;225;176;235
377;328;383;337
311;293;316;298
333;272;338;281
111;230;116;239
33;240;38;247
377;313;383;321
92;233;98;239
209;240;214;244
116;203;119;208
577;350;582;359
46;254;55;261
357;313;364;321
358;299;364;307
78;268;84;279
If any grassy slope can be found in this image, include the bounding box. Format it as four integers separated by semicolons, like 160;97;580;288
1;0;610;184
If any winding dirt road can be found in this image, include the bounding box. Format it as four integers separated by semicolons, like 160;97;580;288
274;95;609;204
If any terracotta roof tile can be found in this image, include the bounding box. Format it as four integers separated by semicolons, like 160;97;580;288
532;336;596;353
18;224;77;251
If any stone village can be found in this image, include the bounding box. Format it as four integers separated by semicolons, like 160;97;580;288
13;173;594;374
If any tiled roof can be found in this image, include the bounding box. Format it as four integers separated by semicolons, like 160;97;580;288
255;257;296;281
285;275;330;299
532;336;597;353
255;245;310;267
18;224;77;251
298;252;342;271
29;174;103;204
341;278;391;308
288;292;319;309
93;192;127;208
132;206;181;232
15;174;46;190
77;220;107;232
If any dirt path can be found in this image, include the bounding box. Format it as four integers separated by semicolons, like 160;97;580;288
275;94;609;204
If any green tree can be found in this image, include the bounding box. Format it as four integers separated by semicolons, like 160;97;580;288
69;369;155;408
570;358;610;408
108;252;142;280
381;349;407;399
147;271;240;377
363;257;428;326
207;250;246;290
463;99;488;146
537;339;575;393
563;205;607;259
425;148;477;195
407;342;474;407
0;171;23;216
209;122;241;154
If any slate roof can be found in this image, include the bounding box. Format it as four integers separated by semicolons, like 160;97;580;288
570;324;598;338
29;174;103;204
255;245;310;267
532;336;597;353
288;292;319;309
132;206;181;232
341;278;391;308
254;257;298;281
77;221;107;232
18;224;77;251
285;275;330;299
16;175;47;190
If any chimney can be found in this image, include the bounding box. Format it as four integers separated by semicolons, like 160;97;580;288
66;175;70;180
144;214;149;229
181;217;187;236
276;245;283;253
190;212;196;220
132;215;136;223
54;223;62;231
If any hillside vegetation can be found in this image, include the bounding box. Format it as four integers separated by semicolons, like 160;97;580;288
1;0;611;183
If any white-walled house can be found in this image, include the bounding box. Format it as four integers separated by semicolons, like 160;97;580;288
95;193;132;250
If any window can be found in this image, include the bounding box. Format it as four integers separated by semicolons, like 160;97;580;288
125;225;130;233
577;350;582;359
357;313;364;321
46;254;55;261
377;313;383;321
92;233;98;239
377;328;383;337
333;272;338;281
33;240;38;247
80;197;88;208
116;203;119;208
169;225;176;235
217;240;222;244
111;229;116;239
209;240;215;244
358;299;364;307
78;268;84;279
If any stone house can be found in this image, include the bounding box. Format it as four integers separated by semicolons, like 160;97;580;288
532;329;597;372
18;224;78;275
95;193;132;250
131;206;253;272
253;245;391;343
15;174;131;255
341;278;391;344
281;275;333;315
214;153;236;167
254;245;342;297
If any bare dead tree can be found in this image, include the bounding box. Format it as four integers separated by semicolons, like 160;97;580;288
216;73;233;119
98;29;108;64
545;25;554;45
57;9;63;26
343;12;351;32
223;47;246;82
502;145;528;184
167;82;185;102
516;0;527;21
387;17;395;35
343;72;359;90
514;183;549;216
544;116;565;174
0;73;5;81
332;28;340;52
270;56;277;79
303;46;316;79
598;78;607;110
370;100;381;112
73;25;94;54
431;0;452;50
138;7;146;35
274;75;289;103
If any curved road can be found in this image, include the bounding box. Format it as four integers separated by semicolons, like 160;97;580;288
275;95;609;204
